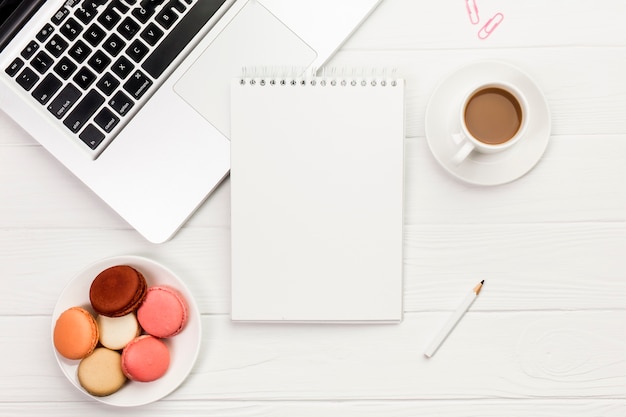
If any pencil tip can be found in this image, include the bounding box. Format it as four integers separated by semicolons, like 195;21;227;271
480;280;485;284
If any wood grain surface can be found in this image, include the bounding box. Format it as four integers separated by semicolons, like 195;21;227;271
1;0;625;415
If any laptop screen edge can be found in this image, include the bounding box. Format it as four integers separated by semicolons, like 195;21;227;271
0;0;47;52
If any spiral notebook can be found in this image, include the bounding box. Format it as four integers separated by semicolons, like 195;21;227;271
230;71;405;322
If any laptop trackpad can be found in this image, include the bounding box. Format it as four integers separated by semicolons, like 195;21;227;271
173;1;317;138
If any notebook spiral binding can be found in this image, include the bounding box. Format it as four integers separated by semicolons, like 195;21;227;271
238;67;400;87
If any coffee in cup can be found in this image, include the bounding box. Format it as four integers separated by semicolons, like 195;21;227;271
451;82;527;164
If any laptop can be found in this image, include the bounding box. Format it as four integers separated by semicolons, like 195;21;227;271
0;0;381;243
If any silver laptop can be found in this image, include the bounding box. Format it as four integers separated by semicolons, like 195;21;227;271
0;0;381;242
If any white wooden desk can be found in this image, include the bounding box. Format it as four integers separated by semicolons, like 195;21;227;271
2;0;625;415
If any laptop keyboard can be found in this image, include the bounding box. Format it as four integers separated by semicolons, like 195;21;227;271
4;0;226;157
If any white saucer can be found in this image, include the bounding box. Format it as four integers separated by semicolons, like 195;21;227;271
425;61;551;186
51;256;202;407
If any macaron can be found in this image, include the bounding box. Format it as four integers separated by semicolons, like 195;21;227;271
89;265;147;317
121;335;170;382
137;286;188;338
78;347;127;396
97;312;140;350
53;307;99;360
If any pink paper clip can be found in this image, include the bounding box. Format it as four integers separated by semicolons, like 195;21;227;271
478;12;504;39
465;0;480;25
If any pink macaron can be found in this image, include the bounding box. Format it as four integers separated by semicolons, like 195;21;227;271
121;335;170;382
137;286;188;338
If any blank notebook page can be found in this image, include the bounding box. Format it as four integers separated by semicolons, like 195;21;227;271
230;74;404;322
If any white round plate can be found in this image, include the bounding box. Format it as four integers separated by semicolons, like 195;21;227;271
425;61;551;186
51;256;202;407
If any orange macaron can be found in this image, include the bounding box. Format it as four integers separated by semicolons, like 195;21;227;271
53;307;99;360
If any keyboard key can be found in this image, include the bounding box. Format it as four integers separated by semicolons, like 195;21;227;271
140;22;163;46
5;57;24;77
64;89;105;133
84;23;106;46
111;56;134;79
36;23;54;42
109;0;131;14
31;73;63;104
83;0;109;10
74;67;97;89
60;18;83;41
46;34;69;57
143;0;226;78
141;0;166;12
47;83;82;119
51;7;70;25
16;67;40;91
79;0;107;21
31;51;54;74
102;33;126;57
98;7;121;30
63;1;82;11
109;90;134;116
94;107;120;132
124;70;152;99
132;7;155;24
87;50;111;73
68;39;92;63
79;124;106;149
126;39;149;62
96;72;120;95
117;17;140;40
54;56;78;80
75;7;97;24
168;0;187;13
21;40;39;59
155;8;178;29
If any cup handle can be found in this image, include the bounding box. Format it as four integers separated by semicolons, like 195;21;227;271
451;133;474;164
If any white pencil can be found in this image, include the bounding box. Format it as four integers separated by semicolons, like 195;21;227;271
424;280;484;358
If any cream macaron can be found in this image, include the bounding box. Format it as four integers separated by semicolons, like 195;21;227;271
97;312;140;350
78;348;127;396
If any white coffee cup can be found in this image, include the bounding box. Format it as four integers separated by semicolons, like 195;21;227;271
451;82;528;164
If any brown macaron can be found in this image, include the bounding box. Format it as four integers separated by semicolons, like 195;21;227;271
89;265;147;317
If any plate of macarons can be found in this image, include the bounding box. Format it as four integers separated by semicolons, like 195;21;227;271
51;255;202;407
